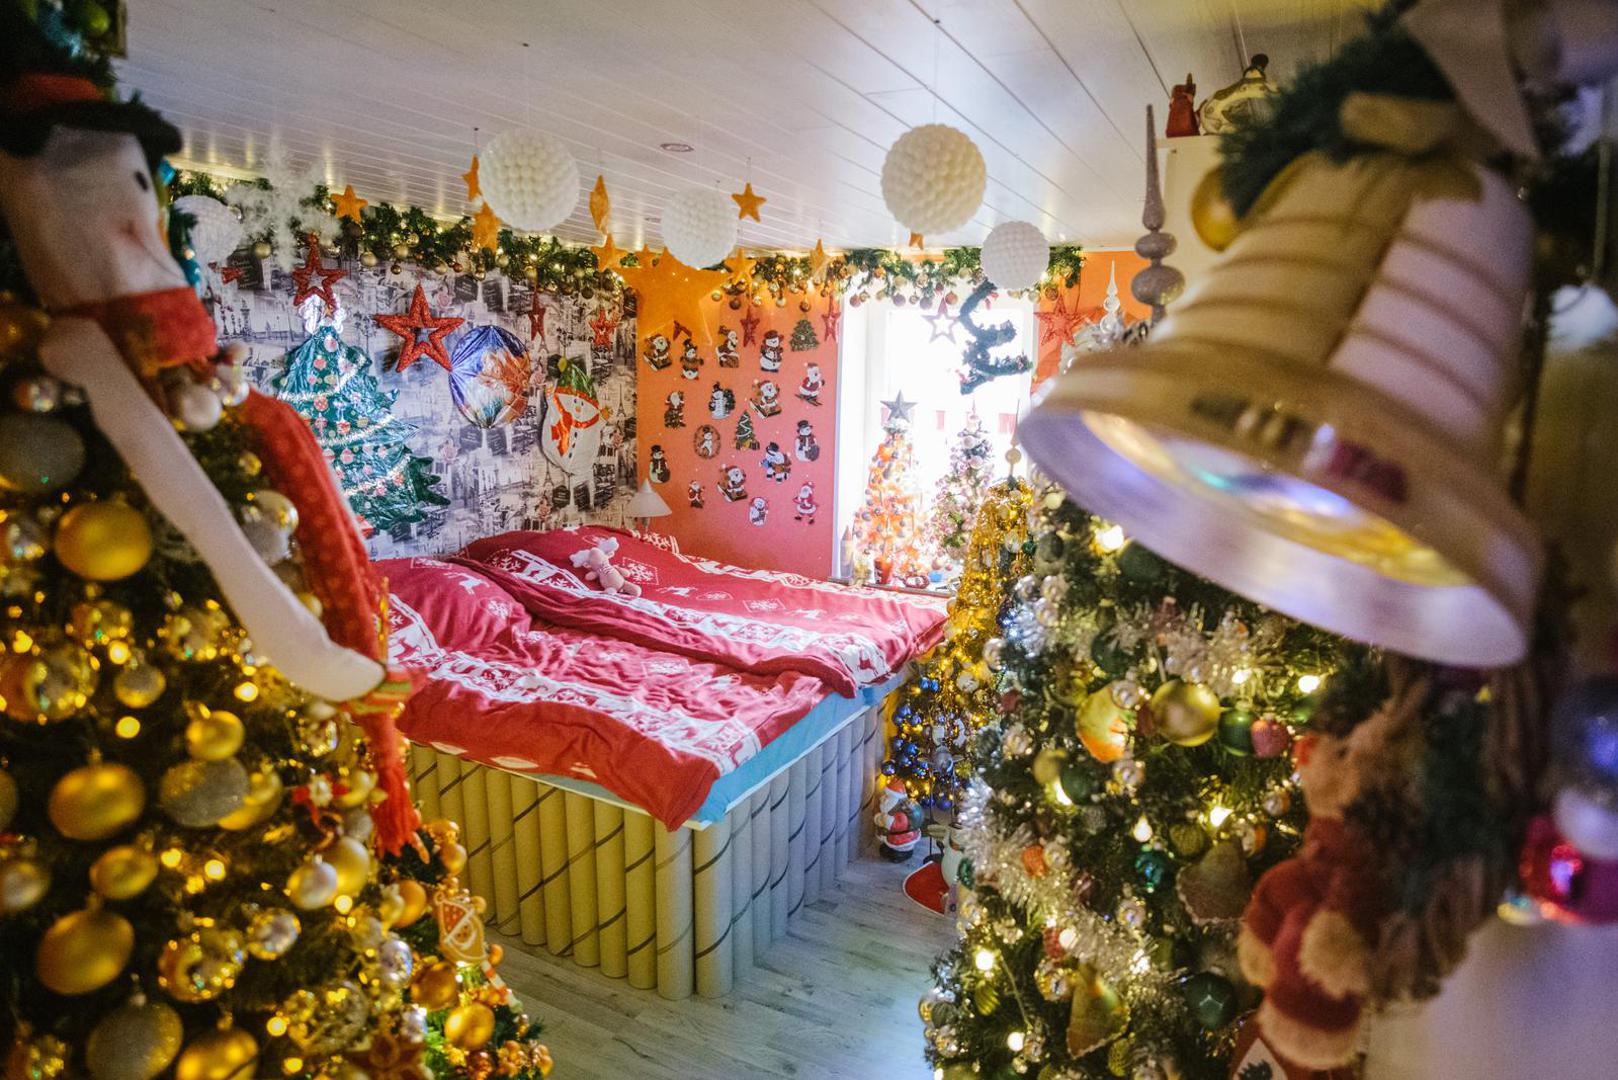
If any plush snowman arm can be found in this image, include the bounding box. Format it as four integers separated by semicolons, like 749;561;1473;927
40;317;385;701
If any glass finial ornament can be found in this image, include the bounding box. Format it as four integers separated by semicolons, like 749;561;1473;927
1019;106;1542;666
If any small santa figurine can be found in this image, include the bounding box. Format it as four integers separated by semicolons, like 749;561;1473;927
759;328;783;372
716;326;740;367
797;362;824;406
687;480;704;508
644;333;671;369
875;778;922;861
793;481;818;524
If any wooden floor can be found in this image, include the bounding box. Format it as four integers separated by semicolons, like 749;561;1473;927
495;852;956;1080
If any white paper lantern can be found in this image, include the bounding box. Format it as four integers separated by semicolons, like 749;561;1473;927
881;123;986;236
173;195;243;266
661;187;737;269
980;220;1050;291
479;130;580;232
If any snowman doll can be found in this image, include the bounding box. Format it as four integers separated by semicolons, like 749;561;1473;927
716;326;740;367
793;481;818;524
759;328;783;372
761;442;791;483
648;445;670;484
679;337;702;379
795;419;820;462
708;382;734;420
695;425;719;458
663;389;685;427
719;464;748;502
748;496;769;527
796;362;824;406
687;481;704;509
643;332;671;370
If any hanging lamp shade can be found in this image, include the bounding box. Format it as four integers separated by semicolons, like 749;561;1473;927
1018;152;1542;666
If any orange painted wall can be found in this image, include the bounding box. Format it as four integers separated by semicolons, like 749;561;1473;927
1032;250;1151;388
634;292;840;578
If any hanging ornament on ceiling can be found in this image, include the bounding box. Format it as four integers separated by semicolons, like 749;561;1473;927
980;220;1050;291
479;129;580;232
590;173;611;233
881;123;986;236
172;195;243;266
662;187;738;269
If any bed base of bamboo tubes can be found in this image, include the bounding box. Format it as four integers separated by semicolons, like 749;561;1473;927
407;699;887;999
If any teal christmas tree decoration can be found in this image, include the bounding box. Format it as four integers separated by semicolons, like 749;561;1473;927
271;298;447;534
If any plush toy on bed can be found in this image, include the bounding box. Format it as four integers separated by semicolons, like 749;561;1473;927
570;536;642;598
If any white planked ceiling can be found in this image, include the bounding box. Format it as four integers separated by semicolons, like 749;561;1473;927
117;0;1373;251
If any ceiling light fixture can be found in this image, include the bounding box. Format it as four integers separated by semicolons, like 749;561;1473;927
659;142;695;153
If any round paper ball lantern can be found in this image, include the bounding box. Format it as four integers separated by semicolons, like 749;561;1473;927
661;187;737;269
881;123;986;236
980;220;1050;290
479;130;580;232
173;196;244;265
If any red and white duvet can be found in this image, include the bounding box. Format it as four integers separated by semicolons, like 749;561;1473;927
456;526;948;697
380;557;826;829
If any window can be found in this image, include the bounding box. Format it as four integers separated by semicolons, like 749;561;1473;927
834;294;1035;571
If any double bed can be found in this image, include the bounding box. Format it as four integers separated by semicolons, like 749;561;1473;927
382;527;947;999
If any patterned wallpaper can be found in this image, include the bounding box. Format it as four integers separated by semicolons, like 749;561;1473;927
203;257;638;559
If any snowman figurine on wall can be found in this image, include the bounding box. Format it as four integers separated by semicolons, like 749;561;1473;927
795;419;820;462
761;442;791;483
748;496;768;527
648;445;670;484
679;337;702;379
708;382;734;420
759;328;783;372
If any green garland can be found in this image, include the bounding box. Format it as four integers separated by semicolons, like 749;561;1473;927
169;170;1086;301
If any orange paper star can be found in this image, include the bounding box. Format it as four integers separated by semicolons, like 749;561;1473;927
592;234;626;272
731;182;766;222
808;239;831;281
590;174;611;233
375;285;465;372
616;252;731;349
331;184;368;223
462;155;481;203
724;247;756;291
909;231;925;250
471;203;501;252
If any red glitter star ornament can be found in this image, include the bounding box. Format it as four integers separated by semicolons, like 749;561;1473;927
821;298;840;344
1035;291;1084;347
375;285;465;372
588;306;619;349
291;234;347;312
527;288;547;342
740;304;761;347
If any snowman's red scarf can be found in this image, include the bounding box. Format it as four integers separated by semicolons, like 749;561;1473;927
66;286;420;852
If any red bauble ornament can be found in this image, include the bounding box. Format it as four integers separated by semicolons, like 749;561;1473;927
1250;715;1292;759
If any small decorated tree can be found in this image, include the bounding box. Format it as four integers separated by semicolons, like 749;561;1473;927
851;394;929;585
926;411;996;581
789;316;819;351
272;297;447;534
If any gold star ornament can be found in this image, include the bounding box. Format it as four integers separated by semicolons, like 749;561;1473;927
462;155;482;203
592;234;626;272
731;182;766;222
471;203;501;252
331;184;368;223
808;239;831;281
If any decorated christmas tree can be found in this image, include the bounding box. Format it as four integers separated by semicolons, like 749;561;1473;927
789;316;819;351
851;393;929;586
926;411;996;580
0;12;550;1077
885;479;1032;818
271;297;447;535
923;496;1360;1079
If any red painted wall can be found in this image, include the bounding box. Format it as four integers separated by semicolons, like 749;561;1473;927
635;292;840;578
1032;250;1151;388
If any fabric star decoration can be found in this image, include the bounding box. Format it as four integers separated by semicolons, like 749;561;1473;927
821;298;840;345
1035;291;1084;347
331;184;368;223
291;234;348;311
590;174;611;233
740;304;761;347
881;391;916;430
375;284;465;372
526;288;547;342
615;250;731;350
724;247;756;291
462;155;481;204
588;306;619;349
731;181;766;222
807;239;831;282
471;203;501;253
909;231;925;250
924;299;959;343
592;233;626;272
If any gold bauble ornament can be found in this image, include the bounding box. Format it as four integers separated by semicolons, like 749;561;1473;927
0;767;15;830
161;606;228;662
185;709;245;761
394;878;429;927
53;503;153;581
443;1003;497;1050
3;644;97;722
244;906;301;960
1032;748;1068;786
158;928;246;1002
49;761;145;840
217;768;283;831
4;1033;67;1080
1076;688;1132;763
377;884;407;927
410;958;461;1010
174;1028;258;1080
333;769;375;808
85;996;184;1080
70;598;134;645
1189;166;1242;252
439;840;468;876
325;834;372;897
90;844;159;900
1148;680;1221;747
287;855;340;910
0;856;51;913
113;662;167;708
37;907;134;995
